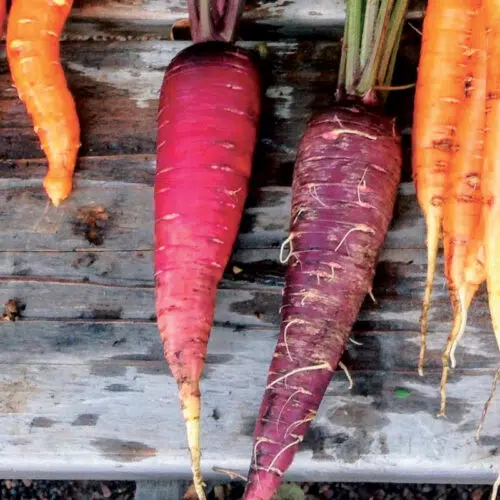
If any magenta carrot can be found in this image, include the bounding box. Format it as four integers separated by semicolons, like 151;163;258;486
243;2;406;498
155;1;261;498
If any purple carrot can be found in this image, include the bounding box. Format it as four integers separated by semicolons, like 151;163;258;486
243;1;408;498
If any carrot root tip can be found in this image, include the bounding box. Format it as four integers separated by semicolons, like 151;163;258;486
43;174;72;207
180;381;205;500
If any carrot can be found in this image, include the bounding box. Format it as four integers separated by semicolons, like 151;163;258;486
483;0;500;354
0;0;5;37
412;0;481;376
243;2;406;498
6;0;80;207
155;1;261;498
438;3;487;416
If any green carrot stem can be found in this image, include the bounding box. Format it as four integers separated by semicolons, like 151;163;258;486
360;0;379;68
345;0;362;93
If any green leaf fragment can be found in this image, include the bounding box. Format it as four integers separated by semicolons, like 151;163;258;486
395;387;411;399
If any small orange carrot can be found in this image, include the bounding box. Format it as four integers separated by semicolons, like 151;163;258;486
412;0;481;375
483;0;500;353
439;2;487;416
7;0;80;207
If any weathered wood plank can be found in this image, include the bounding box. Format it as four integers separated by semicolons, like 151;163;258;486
0;182;422;251
0;277;493;335
0;39;419;185
0;247;439;289
64;0;425;40
0;321;497;372
0;360;495;481
0;179;493;335
0;243;482;306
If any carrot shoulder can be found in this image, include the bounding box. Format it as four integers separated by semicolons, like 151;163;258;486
412;0;481;375
6;0;80;207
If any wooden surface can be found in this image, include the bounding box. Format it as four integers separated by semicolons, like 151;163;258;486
64;0;425;40
0;11;499;486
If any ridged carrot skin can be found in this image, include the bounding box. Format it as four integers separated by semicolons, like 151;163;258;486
442;6;486;307
155;41;260;499
412;0;480;375
243;106;401;500
483;0;500;352
7;0;80;207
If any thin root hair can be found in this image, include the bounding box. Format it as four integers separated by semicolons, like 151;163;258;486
439;288;468;416
333;114;345;128
283;318;307;361
252;436;278;484
408;21;422;35
266;362;333;390
280;233;295;264
368;289;377;304
212;467;248;482
32;200;51;231
450;287;468;368
284;412;316;438
349;337;364;346
266;436;303;473
276;389;303;434
490;471;500;500
335;225;375;253
328;128;378;141
309;184;330;208
320;261;339;281
357;167;369;206
338;361;354;389
293;207;306;224
476;367;500;441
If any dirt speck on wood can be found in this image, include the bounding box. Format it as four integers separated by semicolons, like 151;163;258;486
73;205;110;246
3;299;24;321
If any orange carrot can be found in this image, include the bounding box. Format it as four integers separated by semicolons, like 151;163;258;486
412;0;480;375
0;0;6;37
483;0;500;353
7;0;80;207
439;2;487;416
